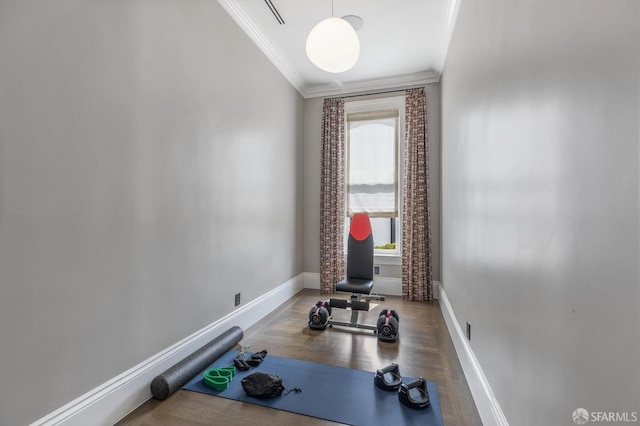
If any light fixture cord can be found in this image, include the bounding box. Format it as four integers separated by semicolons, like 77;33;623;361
331;0;334;17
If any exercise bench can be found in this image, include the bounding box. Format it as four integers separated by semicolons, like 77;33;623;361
309;213;399;342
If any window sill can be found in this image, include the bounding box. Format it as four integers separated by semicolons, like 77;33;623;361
343;253;401;265
373;253;401;265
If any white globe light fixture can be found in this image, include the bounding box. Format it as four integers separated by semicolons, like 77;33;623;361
306;16;360;73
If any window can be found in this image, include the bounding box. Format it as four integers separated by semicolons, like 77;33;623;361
345;96;404;255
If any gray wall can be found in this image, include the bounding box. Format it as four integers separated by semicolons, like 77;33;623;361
302;85;442;282
0;1;303;424
441;0;639;424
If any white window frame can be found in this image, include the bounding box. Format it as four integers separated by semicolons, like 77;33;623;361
344;95;405;259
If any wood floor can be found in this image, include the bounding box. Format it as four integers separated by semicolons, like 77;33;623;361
116;289;482;426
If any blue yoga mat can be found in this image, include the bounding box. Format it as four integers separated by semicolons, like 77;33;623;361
183;350;443;426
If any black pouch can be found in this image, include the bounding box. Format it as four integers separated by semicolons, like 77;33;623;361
241;372;285;399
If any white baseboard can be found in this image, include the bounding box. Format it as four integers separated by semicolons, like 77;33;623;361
302;271;321;290
303;272;440;299
31;274;306;426
439;286;509;426
32;273;450;426
432;280;441;299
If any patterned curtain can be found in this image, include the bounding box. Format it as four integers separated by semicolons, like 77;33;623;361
320;98;346;293
402;88;433;301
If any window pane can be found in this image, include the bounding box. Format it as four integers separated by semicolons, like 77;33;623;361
371;217;397;250
347;117;397;216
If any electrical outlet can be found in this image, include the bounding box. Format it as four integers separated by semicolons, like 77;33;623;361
235;293;241;307
374;266;380;275
466;322;471;341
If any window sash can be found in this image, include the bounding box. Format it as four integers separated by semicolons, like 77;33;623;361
346;110;399;218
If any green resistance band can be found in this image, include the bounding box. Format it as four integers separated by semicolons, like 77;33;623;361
203;366;237;391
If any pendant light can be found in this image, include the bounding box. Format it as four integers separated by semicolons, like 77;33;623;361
306;1;360;73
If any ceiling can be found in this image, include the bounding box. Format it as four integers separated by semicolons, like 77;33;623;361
218;0;462;98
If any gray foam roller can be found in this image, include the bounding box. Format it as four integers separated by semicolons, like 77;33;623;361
150;326;244;400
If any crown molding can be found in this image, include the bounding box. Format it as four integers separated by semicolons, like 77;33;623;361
302;71;441;99
218;0;460;99
217;0;307;93
435;0;463;73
